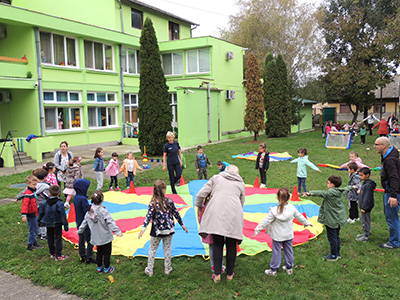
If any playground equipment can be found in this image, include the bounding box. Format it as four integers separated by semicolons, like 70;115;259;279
325;131;352;149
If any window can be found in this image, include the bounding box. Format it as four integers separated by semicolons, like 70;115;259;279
44;107;82;131
124;94;139;124
162;52;183;75
131;8;143;29
169;21;179;40
40;32;78;67
187;49;210;74
84;40;114;71
87;92;117;102
87;92;118;128
374;104;386;114
170;93;177;129
43;91;81;103
121;47;140;74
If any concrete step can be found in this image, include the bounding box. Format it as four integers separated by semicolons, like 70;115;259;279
13;153;36;165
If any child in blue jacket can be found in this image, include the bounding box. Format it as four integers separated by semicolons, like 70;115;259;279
92;147;105;190
290;148;321;193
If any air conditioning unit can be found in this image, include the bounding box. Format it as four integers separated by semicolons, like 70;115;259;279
226;90;235;100
226;51;234;61
0;91;11;103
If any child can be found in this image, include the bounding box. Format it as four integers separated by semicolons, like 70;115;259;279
138;179;188;276
73;178;95;263
105;152;121;191
340;151;369;171
44;162;58;186
33;168;50;240
119;152;142;189
253;187;312;276
346;162;361;224
92;147;105;191
255;143;270;188
359;123;367;145
290;148;321;193
392;123;400;134
21;175;43;251
356;167;376;242
217;161;230;172
37;185;69;261
195;145;212;180
303;175;355;261
77;191;123;274
64;156;83;208
342;122;350;132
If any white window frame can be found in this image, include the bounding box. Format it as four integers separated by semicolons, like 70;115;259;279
121;47;139;74
44;107;83;132
186;49;210;74
124;93;139;125
87;92;117;103
43;90;81;103
87;106;119;128
40;32;79;68
84;40;115;72
162;52;183;75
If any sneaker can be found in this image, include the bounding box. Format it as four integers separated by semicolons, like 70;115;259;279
379;243;396;249
104;266;115;274
260;184;266;188
110;187;114;191
323;254;341;261
265;269;277;276
86;257;97;264
355;218;360;221
50;254;56;259
64;202;70;209
356;236;369;242
115;187;121;191
27;245;34;251
165;267;173;275
55;255;69;261
356;233;366;238
97;266;104;273
40;235;47;240
144;267;153;277
282;266;293;275
347;218;355;224
32;244;44;249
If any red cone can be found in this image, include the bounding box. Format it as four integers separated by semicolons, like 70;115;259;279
128;182;136;194
253;176;260;188
290;185;300;201
179;175;186;186
67;203;76;223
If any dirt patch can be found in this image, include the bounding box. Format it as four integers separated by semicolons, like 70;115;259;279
0;198;15;205
242;140;262;144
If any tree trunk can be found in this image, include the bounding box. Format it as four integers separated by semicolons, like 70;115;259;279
254;132;258;141
348;104;359;123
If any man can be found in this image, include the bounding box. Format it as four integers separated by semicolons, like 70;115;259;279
363;113;380;136
374;137;400;248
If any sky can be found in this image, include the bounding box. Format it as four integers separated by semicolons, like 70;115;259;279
140;0;322;37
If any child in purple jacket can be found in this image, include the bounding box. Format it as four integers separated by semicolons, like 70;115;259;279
105;152;121;191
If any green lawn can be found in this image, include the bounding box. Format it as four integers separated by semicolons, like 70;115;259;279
0;130;399;299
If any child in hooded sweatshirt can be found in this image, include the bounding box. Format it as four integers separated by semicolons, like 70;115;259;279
340;151;369;171
77;191;122;274
37;185;69;261
64;156;83;208
290;148;321;193
73;178;95;264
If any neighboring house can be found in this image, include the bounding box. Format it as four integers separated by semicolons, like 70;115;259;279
291;98;317;133
0;0;247;166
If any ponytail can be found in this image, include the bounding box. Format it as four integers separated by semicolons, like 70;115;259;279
277;187;290;214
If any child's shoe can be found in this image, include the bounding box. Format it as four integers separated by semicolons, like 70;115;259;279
104;266;115;274
356;233;365;238
165;267;173;275
282;266;293;275
265;269;277;276
115;187;121;191
86;257;97;264
50;254;56;259
40;235;47;240
356;235;369;242
323;254;341;261
110;187;114;191
32;244;44;249
347;218;355;224
55;255;69;261
80;257;86;263
97;266;104;273
27;245;34;251
144;267;153;277
260;184;266;188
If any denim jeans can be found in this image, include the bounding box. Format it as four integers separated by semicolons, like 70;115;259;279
383;193;400;248
297;177;307;193
27;215;38;246
325;225;341;256
126;172;134;188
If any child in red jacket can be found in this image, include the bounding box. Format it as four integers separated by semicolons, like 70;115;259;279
21;175;44;251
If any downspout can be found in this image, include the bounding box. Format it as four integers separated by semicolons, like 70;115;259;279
34;27;45;137
202;81;211;143
119;45;125;135
118;0;125;33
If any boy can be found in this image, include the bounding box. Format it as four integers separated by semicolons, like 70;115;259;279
359;123;367;144
21;175;43;251
346;162;361;224
303;175;355;261
217;161;229;173
356;167;376;242
195;146;212;180
38;185;69;261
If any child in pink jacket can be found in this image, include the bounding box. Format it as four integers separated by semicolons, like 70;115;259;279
105;152;121;191
340;151;369;171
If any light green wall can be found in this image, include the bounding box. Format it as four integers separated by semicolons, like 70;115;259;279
291;103;313;133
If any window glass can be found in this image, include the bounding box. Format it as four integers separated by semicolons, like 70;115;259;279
40;32;52;63
169;22;179;40
70;108;81;128
124;94;130;105
70;92;79;101
53;34;65;66
199;49;210;73
57;107;70;130
84;40;93;68
105;45;113;70
97;93;106;102
56;91;68;102
107;94;115;102
131;8;143;29
121;49;127;73
162;54;172;75
128;49;136;73
45;108;56;130
94;42;103;70
173;52;183;74
66;38;76;66
88;107;96;127
187;51;197;73
87;93;95;101
100;107;107;126
44;92;54;101
108;107;116;125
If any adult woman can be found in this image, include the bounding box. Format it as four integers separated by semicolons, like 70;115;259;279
372;117;389;137
162;131;182;194
195;165;246;282
53;141;73;189
387;113;398;132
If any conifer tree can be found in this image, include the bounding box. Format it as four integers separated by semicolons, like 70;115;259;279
276;54;292;135
244;53;264;141
138;18;172;155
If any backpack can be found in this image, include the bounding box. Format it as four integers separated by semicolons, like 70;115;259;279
198;154;206;168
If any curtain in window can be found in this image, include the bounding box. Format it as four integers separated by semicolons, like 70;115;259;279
88;107;96;127
40;32;52;63
56;92;68;102
108;108;116;125
199;49;210;73
66;38;76;66
128;49;136;73
173;53;183;74
44;92;54;101
70;93;79;101
162;54;172;75
105;45;113;70
44;108;56;130
84;40;93;68
187;51;197;73
100;107;107;126
121;49;127;73
53;34;65;66
94;43;104;70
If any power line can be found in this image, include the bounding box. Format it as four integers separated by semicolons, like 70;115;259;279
147;0;232;17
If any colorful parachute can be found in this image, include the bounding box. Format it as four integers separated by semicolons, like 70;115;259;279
232;151;292;162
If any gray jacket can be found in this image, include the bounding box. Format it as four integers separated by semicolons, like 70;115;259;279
77;204;121;246
16;181;49;205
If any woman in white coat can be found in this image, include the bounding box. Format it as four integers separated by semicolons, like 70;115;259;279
195;164;245;282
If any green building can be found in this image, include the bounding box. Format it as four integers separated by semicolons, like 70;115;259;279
0;0;248;166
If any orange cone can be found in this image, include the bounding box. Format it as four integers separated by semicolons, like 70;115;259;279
67;203;76;223
179;175;186;186
290;185;300;201
128;182;136;194
253;176;260;188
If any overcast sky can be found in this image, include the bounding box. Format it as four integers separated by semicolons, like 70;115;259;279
140;0;322;37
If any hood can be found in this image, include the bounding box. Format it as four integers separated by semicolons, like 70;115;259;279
36;181;50;193
272;204;294;222
69;163;80;170
383;146;399;161
89;205;104;223
219;170;244;183
73;179;90;196
47;196;59;206
363;179;377;190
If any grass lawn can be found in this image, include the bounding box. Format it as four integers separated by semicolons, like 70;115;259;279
1;130;399;299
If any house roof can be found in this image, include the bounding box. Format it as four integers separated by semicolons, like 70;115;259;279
292;97;318;104
124;0;199;26
373;74;400;99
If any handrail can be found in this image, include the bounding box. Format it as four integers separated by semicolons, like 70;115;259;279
0;56;28;64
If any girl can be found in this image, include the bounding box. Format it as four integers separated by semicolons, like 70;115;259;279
105;152;121;191
44;162;58;186
255;142;269;188
253;187;312;276
77;191;122;274
359;123;367;144
138;179;188;276
119;152;142;189
63;156;83;208
290;148;321;193
92;147;105;191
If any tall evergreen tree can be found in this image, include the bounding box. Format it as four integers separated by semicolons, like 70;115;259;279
244;53;264;141
276;54;291;135
138;18;172;156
